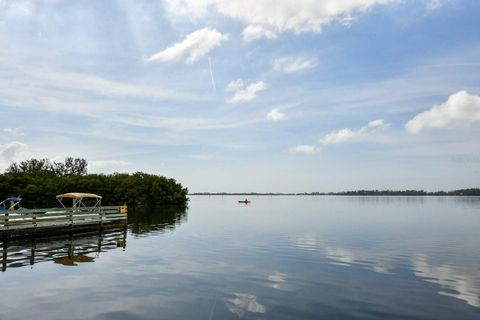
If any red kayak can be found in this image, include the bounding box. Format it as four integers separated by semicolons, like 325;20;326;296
238;200;251;204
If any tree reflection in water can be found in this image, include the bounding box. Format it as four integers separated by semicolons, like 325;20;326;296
127;205;188;237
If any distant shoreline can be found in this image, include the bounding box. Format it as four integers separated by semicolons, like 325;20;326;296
189;188;480;196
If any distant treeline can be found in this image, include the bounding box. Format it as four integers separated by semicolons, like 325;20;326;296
191;189;480;196
0;158;188;208
326;189;480;196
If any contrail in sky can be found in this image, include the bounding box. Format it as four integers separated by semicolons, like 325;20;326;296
208;57;216;90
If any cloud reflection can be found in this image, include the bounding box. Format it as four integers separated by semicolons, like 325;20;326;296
295;233;480;308
294;233;318;251
411;255;480;308
267;271;287;289
225;293;266;317
294;233;394;274
324;246;394;274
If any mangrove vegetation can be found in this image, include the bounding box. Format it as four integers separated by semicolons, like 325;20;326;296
0;158;189;208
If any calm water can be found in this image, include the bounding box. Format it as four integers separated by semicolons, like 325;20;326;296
1;196;480;319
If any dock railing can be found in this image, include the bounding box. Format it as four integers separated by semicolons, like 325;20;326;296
0;206;127;235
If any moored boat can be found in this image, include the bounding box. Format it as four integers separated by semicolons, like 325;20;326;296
56;192;103;210
0;197;24;212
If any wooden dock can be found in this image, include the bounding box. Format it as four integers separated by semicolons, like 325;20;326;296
0;206;127;239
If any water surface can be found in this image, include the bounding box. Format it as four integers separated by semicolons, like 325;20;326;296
1;196;479;319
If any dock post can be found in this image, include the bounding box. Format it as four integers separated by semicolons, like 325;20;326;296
30;238;36;266
122;225;127;249
67;234;74;259
97;228;102;253
99;208;104;230
2;239;7;272
69;208;74;232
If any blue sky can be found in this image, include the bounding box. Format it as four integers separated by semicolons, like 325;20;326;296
1;0;479;192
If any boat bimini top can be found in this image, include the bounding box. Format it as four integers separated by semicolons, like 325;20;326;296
0;196;22;211
56;193;102;208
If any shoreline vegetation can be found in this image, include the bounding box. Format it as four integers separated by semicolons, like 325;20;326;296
190;189;480;196
0;158;188;208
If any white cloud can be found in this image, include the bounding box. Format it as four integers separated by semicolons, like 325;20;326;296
266;108;286;121
406;91;480;134
89;160;130;168
243;25;277;42
291;119;389;155
0;65;192;116
166;0;399;41
367;119;386;128
164;0;211;17
225;79;244;92
273;56;316;73
290;145;319;154
0;141;31;163
225;79;266;103
146;28;228;64
113;113;259;131
320;119;389;145
321;128;357;145
3;128;25;136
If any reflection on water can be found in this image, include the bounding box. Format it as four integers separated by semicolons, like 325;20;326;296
267;271;287;289
294;231;480;308
54;254;95;266
0;197;479;319
226;293;267;317
412;254;480;308
1;228;127;272
0;205;187;272
127;205;187;237
294;232;396;274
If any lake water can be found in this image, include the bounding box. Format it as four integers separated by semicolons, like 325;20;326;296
1;196;480;319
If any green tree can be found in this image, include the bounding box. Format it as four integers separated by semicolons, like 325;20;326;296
0;158;188;208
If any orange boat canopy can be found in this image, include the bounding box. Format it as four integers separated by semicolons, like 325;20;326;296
56;193;102;199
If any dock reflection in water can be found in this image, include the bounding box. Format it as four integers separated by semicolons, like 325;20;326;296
1;228;127;272
0;205;187;272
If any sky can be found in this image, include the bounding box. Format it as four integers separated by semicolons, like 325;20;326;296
0;0;479;192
